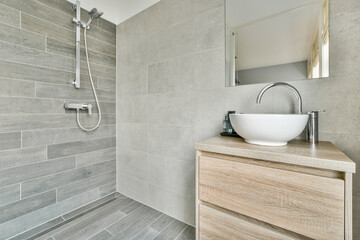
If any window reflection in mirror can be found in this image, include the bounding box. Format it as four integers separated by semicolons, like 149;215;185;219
226;0;329;87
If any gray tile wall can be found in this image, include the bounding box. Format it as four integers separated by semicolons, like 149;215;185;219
0;0;116;238
116;0;360;237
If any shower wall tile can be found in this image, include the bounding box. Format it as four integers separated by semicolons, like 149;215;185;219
36;82;115;102
0;60;74;85
0;0;74;30
0;0;116;237
0;189;98;240
0;190;56;224
0;132;21;151
0;3;20;27
0;97;65;114
0;23;45;50
0;78;35;98
22;160;116;198
0;156;76;188
0;184;20;207
57;170;116;201
76;147;116;168
48;137;116;159
22;126;116;147
21;13;74;45
0;41;74;72
46;38;116;68
0;114;115;133
0;146;47;170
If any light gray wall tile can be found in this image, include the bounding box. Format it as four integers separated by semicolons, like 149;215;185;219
22;160;116;198
0;189;98;240
147;125;194;161
80;61;116;80
0;78;35;98
117;172;149;205
57;170;116;201
0;184;20;207
195;0;224;16
48;137;116;159
117;38;148;73
117;95;148;123
147;20;195;64
76;147;116;168
195;6;224;52
148;154;195;198
148;184;195;226
148;54;195;94
195;47;225;90
0;97;65;114
0;190;56;224
117;67;148;96
0;3;19;27
0;156;75;188
117;123;147;152
118;149;148;180
0;132;21;151
0;23;45;50
0;146;46;169
148;91;195;126
0;41;74;72
354;196;360;240
33;0;74;16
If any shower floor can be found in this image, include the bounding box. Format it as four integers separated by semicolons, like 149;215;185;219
14;193;195;240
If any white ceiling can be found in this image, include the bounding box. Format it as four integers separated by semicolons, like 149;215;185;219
226;0;324;70
67;0;160;24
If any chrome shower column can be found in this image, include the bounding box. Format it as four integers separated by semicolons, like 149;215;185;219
72;0;81;89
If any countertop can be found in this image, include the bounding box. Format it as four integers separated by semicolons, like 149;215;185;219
195;136;356;173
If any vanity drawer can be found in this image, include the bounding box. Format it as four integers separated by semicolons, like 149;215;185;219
199;204;302;240
198;156;345;240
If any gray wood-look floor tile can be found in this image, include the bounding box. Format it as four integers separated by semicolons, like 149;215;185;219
131;227;159;240
33;195;194;240
149;214;175;232
175;225;195;240
153;219;188;240
88;230;113;240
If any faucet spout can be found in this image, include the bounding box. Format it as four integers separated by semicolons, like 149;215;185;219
256;82;303;114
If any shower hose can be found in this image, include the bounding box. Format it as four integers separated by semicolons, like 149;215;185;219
76;27;102;132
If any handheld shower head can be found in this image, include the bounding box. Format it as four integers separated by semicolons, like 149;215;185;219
85;8;103;28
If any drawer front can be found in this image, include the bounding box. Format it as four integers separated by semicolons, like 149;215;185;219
199;204;299;240
198;156;345;240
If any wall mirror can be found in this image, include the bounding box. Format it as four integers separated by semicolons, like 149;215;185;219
225;0;329;87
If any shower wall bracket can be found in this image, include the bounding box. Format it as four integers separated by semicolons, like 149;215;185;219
73;0;81;89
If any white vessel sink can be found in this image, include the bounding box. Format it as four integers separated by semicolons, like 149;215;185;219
229;113;309;146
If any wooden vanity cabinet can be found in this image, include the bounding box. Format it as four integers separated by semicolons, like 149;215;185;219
195;137;355;240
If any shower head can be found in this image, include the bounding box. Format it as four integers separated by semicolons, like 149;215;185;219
84;8;103;28
89;8;103;20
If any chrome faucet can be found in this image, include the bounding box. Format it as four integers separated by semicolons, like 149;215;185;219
256;82;303;114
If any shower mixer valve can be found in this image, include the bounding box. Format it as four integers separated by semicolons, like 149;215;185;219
64;103;93;115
